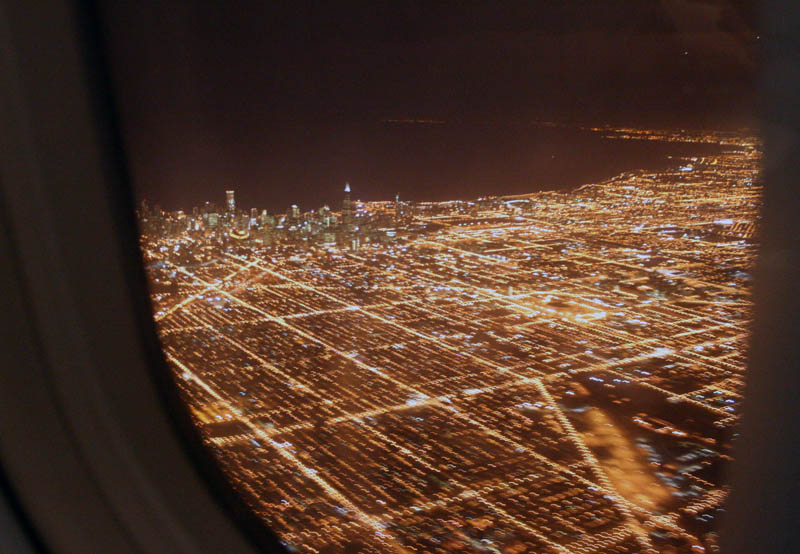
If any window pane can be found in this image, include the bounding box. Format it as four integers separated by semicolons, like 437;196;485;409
102;3;760;552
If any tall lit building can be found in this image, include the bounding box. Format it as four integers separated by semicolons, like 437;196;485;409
342;183;353;234
226;190;235;213
394;193;401;227
319;205;332;227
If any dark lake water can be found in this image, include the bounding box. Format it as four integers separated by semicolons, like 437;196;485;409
332;121;726;202
142;121;728;212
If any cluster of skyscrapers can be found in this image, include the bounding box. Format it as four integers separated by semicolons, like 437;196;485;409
139;184;409;251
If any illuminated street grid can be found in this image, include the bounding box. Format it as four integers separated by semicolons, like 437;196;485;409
142;128;761;553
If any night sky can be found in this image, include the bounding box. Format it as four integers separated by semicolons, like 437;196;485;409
100;1;758;212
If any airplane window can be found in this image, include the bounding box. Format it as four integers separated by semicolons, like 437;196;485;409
99;2;760;552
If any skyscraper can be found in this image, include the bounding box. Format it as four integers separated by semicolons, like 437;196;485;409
342;183;353;234
226;190;235;213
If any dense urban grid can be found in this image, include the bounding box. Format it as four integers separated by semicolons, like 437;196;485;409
140;127;761;553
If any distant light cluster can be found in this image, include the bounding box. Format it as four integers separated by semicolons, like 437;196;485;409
141;127;761;553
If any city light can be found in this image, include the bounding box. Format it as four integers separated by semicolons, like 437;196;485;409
139;126;761;553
